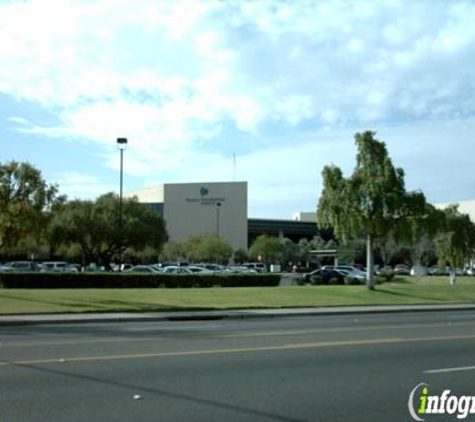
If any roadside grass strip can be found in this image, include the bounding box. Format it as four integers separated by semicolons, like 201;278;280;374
1;276;475;315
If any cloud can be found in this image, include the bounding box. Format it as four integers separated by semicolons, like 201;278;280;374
2;0;473;128
0;0;474;216
56;172;117;199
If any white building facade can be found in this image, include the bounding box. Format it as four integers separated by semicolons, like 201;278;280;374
126;182;248;251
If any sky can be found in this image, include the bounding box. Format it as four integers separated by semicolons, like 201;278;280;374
0;0;474;219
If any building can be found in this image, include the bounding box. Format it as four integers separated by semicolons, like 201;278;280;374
125;182;248;251
126;181;321;251
248;218;319;244
294;200;475;224
293;212;317;222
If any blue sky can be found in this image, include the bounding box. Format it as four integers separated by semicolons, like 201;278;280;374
1;0;474;218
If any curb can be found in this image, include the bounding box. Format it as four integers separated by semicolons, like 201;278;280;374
1;304;475;327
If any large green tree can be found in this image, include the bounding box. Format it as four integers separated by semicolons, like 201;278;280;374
435;205;475;284
0;160;62;256
48;193;167;267
180;234;233;264
197;234;233;264
317;131;427;289
249;235;284;265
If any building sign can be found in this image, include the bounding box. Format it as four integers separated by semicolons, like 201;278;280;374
186;187;225;205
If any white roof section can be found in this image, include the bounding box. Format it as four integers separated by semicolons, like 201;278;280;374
125;184;165;203
293;212;317;222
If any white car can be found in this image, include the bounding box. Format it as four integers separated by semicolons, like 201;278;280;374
0;264;13;273
40;262;71;272
410;265;428;276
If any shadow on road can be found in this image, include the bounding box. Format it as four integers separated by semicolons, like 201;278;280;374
2;360;305;422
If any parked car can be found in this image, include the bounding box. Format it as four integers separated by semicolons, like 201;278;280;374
124;265;161;273
6;261;39;272
243;262;267;273
322;265;366;278
40;261;71;272
428;266;442;275
302;268;322;283
225;266;257;273
336;269;367;282
410;265;428;276
307;268;352;285
84;263;106;272
161;266;192;274
187;266;213;273
0;263;13;272
394;264;410;275
195;263;224;272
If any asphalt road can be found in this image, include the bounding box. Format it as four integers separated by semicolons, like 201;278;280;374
1;311;475;422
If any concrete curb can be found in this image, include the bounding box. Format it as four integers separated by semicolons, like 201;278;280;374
1;304;475;326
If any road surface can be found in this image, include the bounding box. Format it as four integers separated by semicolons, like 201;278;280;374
1;311;475;421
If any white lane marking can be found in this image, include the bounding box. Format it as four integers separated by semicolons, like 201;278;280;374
424;365;475;374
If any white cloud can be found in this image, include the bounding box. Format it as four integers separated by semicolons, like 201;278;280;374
0;0;474;216
2;0;474;134
56;172;117;199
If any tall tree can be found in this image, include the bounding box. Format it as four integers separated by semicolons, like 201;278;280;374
160;241;185;263
249;235;284;265
317;131;426;289
0;160;62;256
197;234;233;264
48;193;167;267
233;248;249;265
435;205;475;285
281;238;299;267
180;234;233;264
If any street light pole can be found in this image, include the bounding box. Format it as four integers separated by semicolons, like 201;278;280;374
216;202;221;237
117;137;128;271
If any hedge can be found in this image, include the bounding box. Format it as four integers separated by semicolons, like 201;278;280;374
0;272;281;289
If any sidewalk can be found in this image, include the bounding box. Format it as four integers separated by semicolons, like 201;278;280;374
2;303;475;326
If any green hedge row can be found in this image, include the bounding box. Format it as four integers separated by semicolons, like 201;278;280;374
0;272;281;289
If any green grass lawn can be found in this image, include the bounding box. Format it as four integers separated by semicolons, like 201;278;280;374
0;276;474;315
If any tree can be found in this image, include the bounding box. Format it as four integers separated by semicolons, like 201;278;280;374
281;238;300;267
249;235;284;265
160;241;185;263
179;234;233;264
297;238;312;267
197;235;233;264
233;248;248;264
0;160;62;257
317;131;427;289
48;193;167;268
435;205;475;285
338;238;366;266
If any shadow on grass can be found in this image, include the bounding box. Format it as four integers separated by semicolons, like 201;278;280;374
0;292;219;314
387;277;412;284
374;287;446;302
70;298;219;313
0;292;104;310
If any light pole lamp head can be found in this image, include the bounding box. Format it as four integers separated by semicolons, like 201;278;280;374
117;137;128;150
